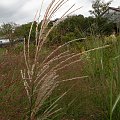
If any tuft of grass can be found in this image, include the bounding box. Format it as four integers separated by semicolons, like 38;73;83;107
21;0;83;119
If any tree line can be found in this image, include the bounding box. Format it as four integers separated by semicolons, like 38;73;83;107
0;0;116;45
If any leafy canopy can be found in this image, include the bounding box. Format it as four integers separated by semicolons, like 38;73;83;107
89;0;112;17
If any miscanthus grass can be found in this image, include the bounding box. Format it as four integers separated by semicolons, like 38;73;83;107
20;0;114;120
20;0;83;119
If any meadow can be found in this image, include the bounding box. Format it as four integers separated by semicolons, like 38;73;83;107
1;0;120;120
0;35;120;120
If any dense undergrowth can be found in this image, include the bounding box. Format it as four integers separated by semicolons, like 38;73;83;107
0;36;120;120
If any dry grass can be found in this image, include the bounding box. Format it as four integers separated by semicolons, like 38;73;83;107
20;0;83;119
0;53;27;120
1;0;118;120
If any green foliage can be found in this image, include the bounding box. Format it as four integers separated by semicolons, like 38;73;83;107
0;48;5;55
89;0;112;17
88;0;114;35
48;15;95;46
13;43;24;54
14;21;38;41
47;15;115;46
0;14;115;46
94;17;115;35
0;22;16;42
83;36;120;120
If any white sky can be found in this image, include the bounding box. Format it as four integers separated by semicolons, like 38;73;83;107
0;0;119;25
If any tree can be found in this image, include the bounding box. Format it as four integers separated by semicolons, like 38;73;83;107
89;0;112;18
48;15;88;45
1;22;16;42
0;27;3;37
89;0;113;35
14;21;40;42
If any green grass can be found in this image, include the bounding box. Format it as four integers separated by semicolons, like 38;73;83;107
1;35;120;120
82;35;120;120
0;47;5;55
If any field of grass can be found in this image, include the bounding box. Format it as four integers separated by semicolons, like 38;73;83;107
0;36;120;120
1;0;120;119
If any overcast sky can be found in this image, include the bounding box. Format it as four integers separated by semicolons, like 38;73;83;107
0;0;119;25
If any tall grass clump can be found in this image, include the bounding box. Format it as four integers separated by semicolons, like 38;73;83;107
20;0;86;119
20;0;112;119
83;35;120;120
21;0;115;117
1;0;119;119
